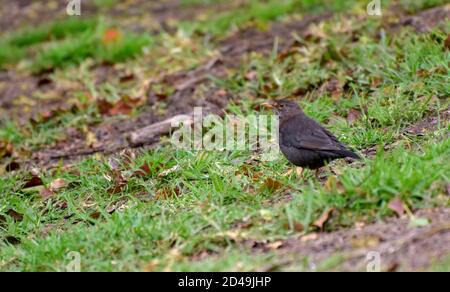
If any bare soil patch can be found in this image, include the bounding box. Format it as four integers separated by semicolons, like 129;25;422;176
260;208;450;271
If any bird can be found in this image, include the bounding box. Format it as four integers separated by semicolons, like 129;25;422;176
262;99;360;176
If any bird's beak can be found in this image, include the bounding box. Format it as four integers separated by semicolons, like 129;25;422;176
261;102;274;109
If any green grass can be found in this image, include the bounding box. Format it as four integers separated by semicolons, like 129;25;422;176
1;133;448;271
0;18;152;71
33;30;152;72
0;18;98;68
0;0;449;271
400;0;450;13
179;0;371;36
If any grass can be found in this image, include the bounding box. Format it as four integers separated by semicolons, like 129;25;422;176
179;0;372;36
0;18;152;71
400;0;450;13
0;0;449;271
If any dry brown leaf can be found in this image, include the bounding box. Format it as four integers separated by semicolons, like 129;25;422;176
23;176;44;189
4;236;21;245
49;178;67;192
300;233;319;242
5;161;20;172
416;69;430;78
158;165;180;178
283;220;304;232
90;211;101;219
347;108;362;124
0;141;13;159
109;100;134;116
444;34;450;50
97;99;114;115
102;28;121;44
215;89;228;97
266;241;284;250
40;188;55;200
245;71;258;81
6;209;23;222
132;163;153;178
260;178;283;193
107;170;127;195
155;186;181;200
313;208;334;230
388;197;405;217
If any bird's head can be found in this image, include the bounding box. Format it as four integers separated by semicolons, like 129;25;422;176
261;99;302;117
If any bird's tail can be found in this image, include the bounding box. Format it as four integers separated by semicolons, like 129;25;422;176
340;149;361;160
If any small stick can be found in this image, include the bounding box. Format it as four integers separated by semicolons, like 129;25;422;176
128;114;193;146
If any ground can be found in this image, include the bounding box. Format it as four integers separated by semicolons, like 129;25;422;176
0;0;449;272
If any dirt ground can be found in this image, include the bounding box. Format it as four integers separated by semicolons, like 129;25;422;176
255;208;450;271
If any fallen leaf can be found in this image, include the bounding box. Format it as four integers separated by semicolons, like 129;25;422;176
386;262;399;272
216;89;228;97
107;170;127;195
236;165;263;182
266;241;284;250
23;176;44;189
36;76;52;87
322;77;342;100
260;178;283;193
5;161;20;172
0;141;13;158
109;100;134;116
313;208;334;230
347;108;362;124
416;69;430;78
445;34;450;50
40;188;55;200
119;73;135;83
283;220;304;232
245;71;258;81
155;186;181;200
300;233;319;242
102;28;121;44
4;236;21;245
388;197;405;217
132;163;153;178
90;211;101;219
282;167;303;177
49;178;67;192
158;165;180;178
97;99;114;115
6;209;23;222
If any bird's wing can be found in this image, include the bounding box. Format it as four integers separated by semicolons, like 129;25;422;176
292;131;345;151
282;116;346;152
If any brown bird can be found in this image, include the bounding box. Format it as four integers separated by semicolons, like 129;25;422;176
262;100;360;174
